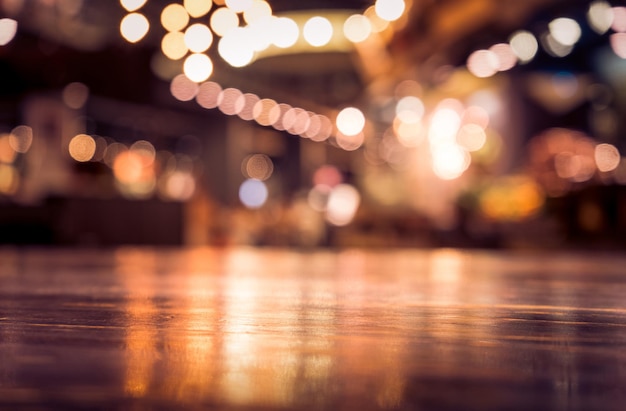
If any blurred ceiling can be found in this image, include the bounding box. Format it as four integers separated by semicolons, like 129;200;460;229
0;0;607;110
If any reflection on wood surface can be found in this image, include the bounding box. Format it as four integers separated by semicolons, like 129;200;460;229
1;247;626;410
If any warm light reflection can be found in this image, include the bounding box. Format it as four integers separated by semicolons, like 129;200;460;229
210;6;239;37
396;96;424;124
162;3;190;32
62;82;89;109
375;0;405;22
120;13;150;43
184;23;213;53
130;140;156;167
69;134;96;162
429;105;462;143
542;33;573;57
0;18;17;46
509;30;538;63
161;31;188;60
364;5;389;33
104;142;128;168
480;176;545;221
336;131;365;151
120;0;147;12
171;73;199;101
393;117;425;147
183;53;213;82
343;14;372;43
8;125;33;154
184;0;213;18
239;178;268;208
303;16;333;47
162;170;196;200
588;1;613;34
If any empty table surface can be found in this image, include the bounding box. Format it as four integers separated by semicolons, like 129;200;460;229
1;247;625;410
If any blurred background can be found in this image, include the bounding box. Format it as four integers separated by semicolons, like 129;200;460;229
0;0;625;249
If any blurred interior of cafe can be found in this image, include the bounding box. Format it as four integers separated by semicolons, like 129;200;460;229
0;0;625;250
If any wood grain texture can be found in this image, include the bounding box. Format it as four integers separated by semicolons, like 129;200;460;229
1;247;625;410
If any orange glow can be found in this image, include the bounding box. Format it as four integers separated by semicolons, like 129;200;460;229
130;140;156;167
69;134;96;162
104;142;128;168
161;3;190;32
0;163;18;195
184;0;213;18
171;74;199;101
456;124;486;152
196;81;223;109
113;151;147;184
393;117;425;148
161;31;188;60
364;6;389;33
0;134;17;164
480;176;545;222
162;170;196;201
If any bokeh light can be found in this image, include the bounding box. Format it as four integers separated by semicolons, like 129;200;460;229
184;0;213;18
0;133;17;164
120;0;147;12
336;107;365;136
489;43;517;71
610;33;626;58
343;14;372;43
0;164;18;195
364;5;389;33
431;144;471;180
8;125;33;154
171;74;199;101
161;31;189;60
272;17;299;48
69;134;96;162
595;143;620;172
467;49;499;78
226;0;252;13
237;93;261;121
548;18;581;47
120;13;150;43
326;184;361;226
456;124;487;152
588;1;613;34
336;131;365;151
62;82;89;109
196;81;223;109
253;98;279;126
184;53;213;82
611;7;626;32
130;140;156;167
509;30;538;63
184;23;213;53
244;0;272;25
303;16;333;47
210;6;239;36
218;27;254;67
242;154;273;180
396;96;424;124
0;18;17;46
161;3;190;32
218;87;245;115
374;0;405;22
239;178;268;209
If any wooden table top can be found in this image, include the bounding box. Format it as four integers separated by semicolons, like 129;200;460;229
1;247;625;410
